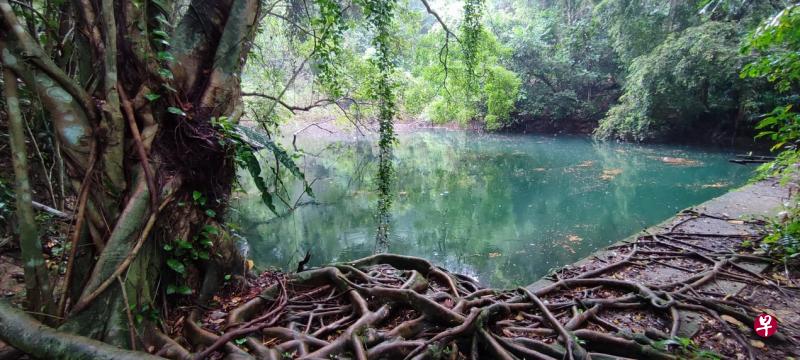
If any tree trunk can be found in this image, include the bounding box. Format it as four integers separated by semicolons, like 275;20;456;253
0;0;262;351
2;64;54;317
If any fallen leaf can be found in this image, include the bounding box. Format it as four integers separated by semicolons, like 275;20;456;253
567;234;583;242
772;273;788;282
659;156;700;166
600;168;623;181
727;220;745;225
721;315;746;329
246;259;254;270
515;313;524;321
750;339;765;349
702;182;730;188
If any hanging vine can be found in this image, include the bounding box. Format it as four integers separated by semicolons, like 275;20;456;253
311;0;348;97
461;0;484;92
361;0;398;251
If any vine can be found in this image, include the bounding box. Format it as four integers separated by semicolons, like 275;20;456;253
461;0;483;92
311;0;348;97
361;0;398;251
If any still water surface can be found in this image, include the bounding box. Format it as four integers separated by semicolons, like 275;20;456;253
231;130;752;288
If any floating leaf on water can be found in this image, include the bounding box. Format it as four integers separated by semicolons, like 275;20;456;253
488;252;502;258
659;156;700;166
600;168;623;181
567;234;583;242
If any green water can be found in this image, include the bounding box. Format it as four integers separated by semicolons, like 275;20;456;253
231;130;753;288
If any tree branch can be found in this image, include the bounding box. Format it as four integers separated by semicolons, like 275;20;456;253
419;0;460;41
242;92;339;113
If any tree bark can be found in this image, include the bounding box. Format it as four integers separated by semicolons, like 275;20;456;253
2;64;54;317
0;300;161;360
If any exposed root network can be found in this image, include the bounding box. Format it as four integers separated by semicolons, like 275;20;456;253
164;212;799;359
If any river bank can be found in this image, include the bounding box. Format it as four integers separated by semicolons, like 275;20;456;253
525;178;800;359
172;178;800;359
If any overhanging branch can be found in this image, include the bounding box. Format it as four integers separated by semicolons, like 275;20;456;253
420;0;460;42
242;92;338;113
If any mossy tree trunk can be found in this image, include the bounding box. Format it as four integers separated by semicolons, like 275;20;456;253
0;0;261;352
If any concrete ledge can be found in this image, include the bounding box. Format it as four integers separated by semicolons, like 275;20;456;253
527;178;791;292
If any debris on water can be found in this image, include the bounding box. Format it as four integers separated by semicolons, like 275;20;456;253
600;168;623;180
659;156;700;166
701;182;729;188
576;160;595;168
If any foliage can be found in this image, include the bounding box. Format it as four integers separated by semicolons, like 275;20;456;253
596;22;747;141
741;4;800;264
311;0;349;97
212;117;313;215
487;0;620;131
401;26;518;127
461;0;484;90
484;65;520;130
653;336;722;360
361;0;399;248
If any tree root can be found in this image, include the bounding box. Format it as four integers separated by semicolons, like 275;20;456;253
163;225;794;360
0;300;162;360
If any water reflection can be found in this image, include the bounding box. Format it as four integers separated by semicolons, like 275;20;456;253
230;130;752;288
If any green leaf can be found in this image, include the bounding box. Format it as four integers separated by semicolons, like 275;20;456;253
205;209;217;217
166;284;177;295
176;239;193;249
233;125;315;197
198;251;210;260
202;225;219;235
157;51;175;62
167;258;186;274
167;107;185;116
163;244;173;251
151;29;169;38
144;93;161;101
224;274;232;281
155;14;170;26
234;338;247;345
177;285;192;295
192;191;202;201
158;68;174;79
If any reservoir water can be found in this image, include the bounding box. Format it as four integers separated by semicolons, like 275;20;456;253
231;129;753;288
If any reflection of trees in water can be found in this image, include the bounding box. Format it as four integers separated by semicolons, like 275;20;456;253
233;131;750;287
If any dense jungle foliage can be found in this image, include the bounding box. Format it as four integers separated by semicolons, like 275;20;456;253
245;0;794;144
